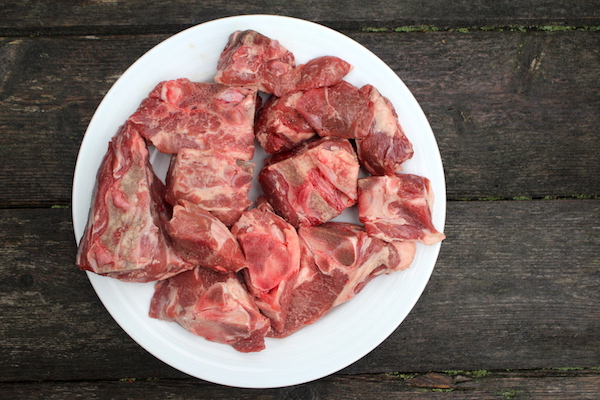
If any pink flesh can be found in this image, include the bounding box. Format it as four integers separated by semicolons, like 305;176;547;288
76;121;194;282
358;174;446;245
356;85;414;175
165;148;253;226
149;266;270;353
258;137;360;227
255;92;317;154
129;78;257;160
231;201;301;332
269;222;416;338
167;200;247;273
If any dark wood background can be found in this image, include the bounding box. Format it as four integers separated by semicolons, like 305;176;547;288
1;1;598;399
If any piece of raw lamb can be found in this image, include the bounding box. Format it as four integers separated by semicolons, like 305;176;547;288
165;148;253;226
167;199;247;273
258;136;360;228
215;30;351;96
269;222;416;338
76;121;194;282
149;266;271;353
295;80;371;139
231;199;301;332
214;30;296;95
129;78;257;160
276;55;352;96
355;85;414;175
358;174;446;245
254;91;317;154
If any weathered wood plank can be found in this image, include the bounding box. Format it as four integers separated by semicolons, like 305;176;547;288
0;201;598;382
1;1;599;35
0;32;598;207
1;370;600;399
357;31;600;201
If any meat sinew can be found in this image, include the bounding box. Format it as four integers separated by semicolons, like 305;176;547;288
231;199;301;332
358;174;446;245
165;148;253;226
167;200;247;273
355;85;414;175
254;91;317;154
214;30;296;95
129;78;257;159
258;136;360;228
149;266;271;353
76;121;194;282
270;222;416;338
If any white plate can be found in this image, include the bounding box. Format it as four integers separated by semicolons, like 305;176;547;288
72;15;446;388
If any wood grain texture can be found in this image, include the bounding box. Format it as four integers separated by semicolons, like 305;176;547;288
1;1;599;35
1;201;598;382
1;370;600;399
0;31;598;207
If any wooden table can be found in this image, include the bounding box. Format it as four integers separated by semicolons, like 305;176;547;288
1;2;599;398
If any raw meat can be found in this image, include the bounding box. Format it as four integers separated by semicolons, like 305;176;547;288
295;80;371;139
129;78;257;160
165;148;253;226
274;55;352;96
287;56;352;93
270;222;416;338
358;174;446;245
215;30;351;97
254;91;317;154
214;30;296;95
231;199;300;332
76;121;194;282
258;136;360;227
149;266;271;353
356;85;414;175
167;199;247;273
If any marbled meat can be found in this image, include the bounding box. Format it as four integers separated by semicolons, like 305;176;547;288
214;30;296;96
149;266;271;352
231;199;301;332
258;136;360;228
355;85;414;175
76;121;194;282
269;222;416;338
295;80;371;139
129;78;257;160
167;199;247;273
254;91;317;154
165;148;253;226
358;174;446;245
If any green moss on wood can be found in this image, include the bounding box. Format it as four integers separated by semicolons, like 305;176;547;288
361;25;600;33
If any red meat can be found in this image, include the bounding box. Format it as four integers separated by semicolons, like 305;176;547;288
231;200;301;332
167;200;247;273
76;122;194;282
214;30;296;95
149;266;271;353
258;137;360;228
295;80;371;139
356;85;414;175
358;174;446;245
129;78;257;160
215;30;350;97
275;55;352;96
254;91;317;154
165;148;253;226
270;222;416;338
